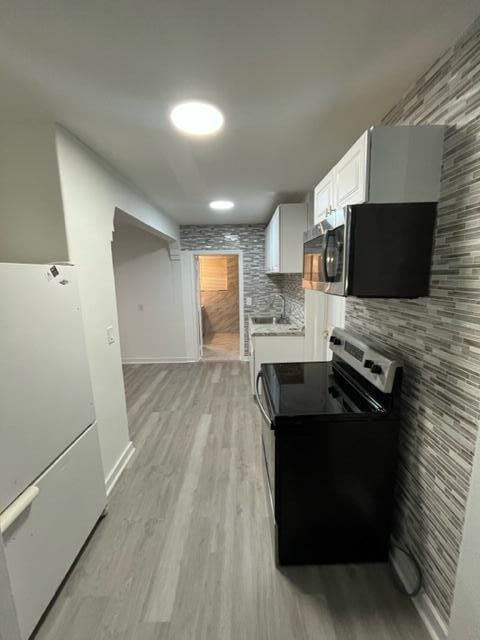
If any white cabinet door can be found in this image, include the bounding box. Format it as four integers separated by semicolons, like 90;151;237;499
314;170;335;225
266;210;280;273
265;219;272;272
271;210;280;272
335;131;369;208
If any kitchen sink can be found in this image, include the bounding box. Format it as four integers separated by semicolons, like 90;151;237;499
251;316;290;325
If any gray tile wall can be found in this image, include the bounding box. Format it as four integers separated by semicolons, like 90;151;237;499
269;273;305;324
180;225;306;354
346;18;480;622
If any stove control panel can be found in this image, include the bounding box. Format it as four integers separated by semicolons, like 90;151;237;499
329;328;402;394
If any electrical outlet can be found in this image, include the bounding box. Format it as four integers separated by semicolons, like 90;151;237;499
246;296;252;306
106;325;115;345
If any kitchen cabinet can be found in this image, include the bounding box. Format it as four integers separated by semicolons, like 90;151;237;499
313;125;445;225
335;130;369;208
265;209;280;272
250;334;304;394
265;203;307;273
313;170;335;223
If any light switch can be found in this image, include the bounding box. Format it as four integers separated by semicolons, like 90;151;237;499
246;296;252;306
106;325;115;345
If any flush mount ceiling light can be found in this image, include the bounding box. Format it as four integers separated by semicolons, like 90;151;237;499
170;101;224;136
209;200;235;211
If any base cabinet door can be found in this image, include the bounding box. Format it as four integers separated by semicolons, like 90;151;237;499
3;424;106;640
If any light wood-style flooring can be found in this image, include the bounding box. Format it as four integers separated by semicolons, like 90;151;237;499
35;362;430;640
202;332;240;361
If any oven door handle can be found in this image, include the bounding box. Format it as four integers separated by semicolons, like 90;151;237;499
323;229;336;283
255;372;272;424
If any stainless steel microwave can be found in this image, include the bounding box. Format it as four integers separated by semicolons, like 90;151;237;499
302;203;437;298
303;208;349;296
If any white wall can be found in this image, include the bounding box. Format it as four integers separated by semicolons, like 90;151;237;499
448;430;480;640
55;126;179;482
0;123;68;263
0;540;20;640
112;224;187;363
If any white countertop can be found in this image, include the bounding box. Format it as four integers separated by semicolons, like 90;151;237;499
248;316;305;338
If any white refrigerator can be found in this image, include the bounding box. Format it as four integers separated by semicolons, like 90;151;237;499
0;263;106;640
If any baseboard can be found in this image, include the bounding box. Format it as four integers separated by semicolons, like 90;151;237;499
105;441;135;496
390;554;448;640
122;356;197;364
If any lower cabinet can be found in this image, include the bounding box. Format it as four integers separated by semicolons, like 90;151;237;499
250;335;305;394
2;423;106;640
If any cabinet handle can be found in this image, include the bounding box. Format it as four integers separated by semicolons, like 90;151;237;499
0;486;40;534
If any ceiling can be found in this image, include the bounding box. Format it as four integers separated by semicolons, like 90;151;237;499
0;1;479;225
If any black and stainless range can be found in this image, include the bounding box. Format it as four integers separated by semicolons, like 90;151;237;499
255;328;402;566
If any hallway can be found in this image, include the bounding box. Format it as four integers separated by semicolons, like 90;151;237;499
35;362;429;640
198;254;240;362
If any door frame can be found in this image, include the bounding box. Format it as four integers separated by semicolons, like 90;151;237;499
181;250;245;361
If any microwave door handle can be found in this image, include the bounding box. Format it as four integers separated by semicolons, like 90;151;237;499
323;230;335;283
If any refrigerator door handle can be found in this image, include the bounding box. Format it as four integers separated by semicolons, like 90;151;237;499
0;486;40;534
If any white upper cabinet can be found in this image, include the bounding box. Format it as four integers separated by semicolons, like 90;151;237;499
265;203;307;273
313;125;445;225
269;209;280;272
314;170;335;224
265;215;272;271
334;130;368;208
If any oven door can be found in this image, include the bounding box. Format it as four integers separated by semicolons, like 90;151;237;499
303;208;348;295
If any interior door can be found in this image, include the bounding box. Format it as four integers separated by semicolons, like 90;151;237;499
194;256;203;358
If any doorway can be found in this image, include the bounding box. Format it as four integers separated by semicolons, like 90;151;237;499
196;254;241;361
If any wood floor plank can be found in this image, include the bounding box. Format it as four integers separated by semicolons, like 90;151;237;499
145;414;212;623
34;362;431;640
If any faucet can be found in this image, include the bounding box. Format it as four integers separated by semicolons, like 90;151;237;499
270;293;287;320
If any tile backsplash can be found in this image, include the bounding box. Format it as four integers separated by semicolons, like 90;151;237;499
346;18;480;623
268;273;305;325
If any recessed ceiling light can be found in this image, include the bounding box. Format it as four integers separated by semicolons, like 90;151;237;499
210;200;234;211
170;101;224;136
